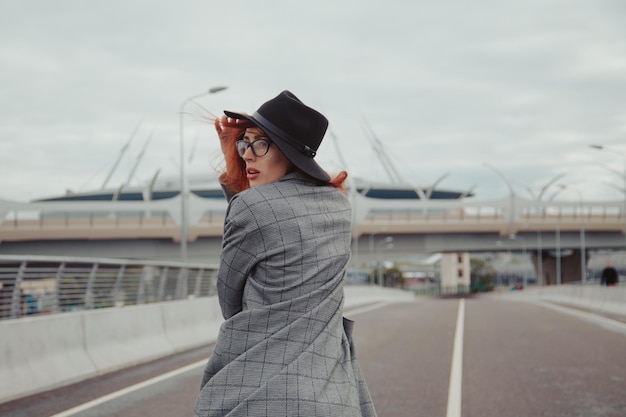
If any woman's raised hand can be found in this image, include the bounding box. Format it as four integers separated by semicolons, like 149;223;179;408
215;116;246;155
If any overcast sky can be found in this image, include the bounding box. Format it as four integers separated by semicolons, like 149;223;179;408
1;0;625;203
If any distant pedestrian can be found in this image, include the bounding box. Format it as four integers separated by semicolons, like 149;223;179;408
600;260;618;286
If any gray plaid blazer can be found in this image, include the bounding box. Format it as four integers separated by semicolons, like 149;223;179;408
194;172;377;416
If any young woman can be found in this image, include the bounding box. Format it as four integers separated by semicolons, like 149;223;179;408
193;91;377;416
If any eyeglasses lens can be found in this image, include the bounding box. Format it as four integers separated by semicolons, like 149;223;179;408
236;140;270;157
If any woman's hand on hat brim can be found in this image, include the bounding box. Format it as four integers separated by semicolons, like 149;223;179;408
216;116;245;154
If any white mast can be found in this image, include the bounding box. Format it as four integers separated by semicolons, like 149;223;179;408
101;120;142;189
362;118;404;184
362;118;427;199
123;130;154;188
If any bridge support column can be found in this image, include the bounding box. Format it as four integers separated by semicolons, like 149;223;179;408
440;252;470;294
530;249;589;285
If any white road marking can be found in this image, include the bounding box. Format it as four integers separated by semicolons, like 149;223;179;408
49;359;207;417
446;298;465;417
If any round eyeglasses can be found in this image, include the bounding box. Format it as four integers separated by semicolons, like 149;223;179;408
236;139;272;158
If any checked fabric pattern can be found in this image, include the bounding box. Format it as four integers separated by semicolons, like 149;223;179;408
194;173;377;417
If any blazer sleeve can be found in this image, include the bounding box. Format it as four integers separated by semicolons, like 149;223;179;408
216;196;260;319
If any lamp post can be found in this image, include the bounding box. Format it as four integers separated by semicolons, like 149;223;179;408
368;232;377;285
556;217;561;285
376;237;394;286
527;173;565;286
508;234;528;288
369;233;393;286
483;163;516;236
590;145;626;253
179;86;228;262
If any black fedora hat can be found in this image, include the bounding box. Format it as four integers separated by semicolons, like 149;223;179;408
224;90;330;182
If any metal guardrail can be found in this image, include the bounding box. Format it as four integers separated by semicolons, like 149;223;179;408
0;255;218;320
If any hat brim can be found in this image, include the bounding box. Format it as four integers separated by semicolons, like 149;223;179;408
224;110;330;182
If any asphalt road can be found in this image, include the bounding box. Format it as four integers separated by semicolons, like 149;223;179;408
1;295;625;417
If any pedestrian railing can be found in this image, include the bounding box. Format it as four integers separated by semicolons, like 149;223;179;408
0;255;218;320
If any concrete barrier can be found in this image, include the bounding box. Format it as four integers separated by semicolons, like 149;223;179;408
162;296;223;352
83;303;175;373
506;285;626;318
0;285;414;404
0;298;222;404
0;313;97;404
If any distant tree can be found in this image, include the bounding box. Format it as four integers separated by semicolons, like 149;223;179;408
470;258;496;292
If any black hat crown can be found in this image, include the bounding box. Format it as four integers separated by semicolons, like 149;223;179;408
224;91;330;182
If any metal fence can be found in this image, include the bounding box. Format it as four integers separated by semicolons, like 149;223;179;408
0;255;218;320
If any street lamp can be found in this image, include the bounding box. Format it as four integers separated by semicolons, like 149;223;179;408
376;237;394;286
508;234;528;288
589;144;626;253
483;163;516;236
556;216;561;286
525;173;565;286
368;232;393;286
179;86;228;262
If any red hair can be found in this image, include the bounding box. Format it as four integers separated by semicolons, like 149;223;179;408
214;115;348;193
327;170;348;191
215;116;253;194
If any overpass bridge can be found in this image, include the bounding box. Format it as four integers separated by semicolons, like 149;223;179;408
1;192;625;284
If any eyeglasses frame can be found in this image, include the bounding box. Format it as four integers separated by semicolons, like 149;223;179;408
235;139;273;158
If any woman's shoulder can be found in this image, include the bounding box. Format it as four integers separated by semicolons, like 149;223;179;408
245;173;346;201
231;173;306;202
225;182;286;221
227;173;348;219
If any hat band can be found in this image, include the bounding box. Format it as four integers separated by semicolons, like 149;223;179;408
252;111;317;158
